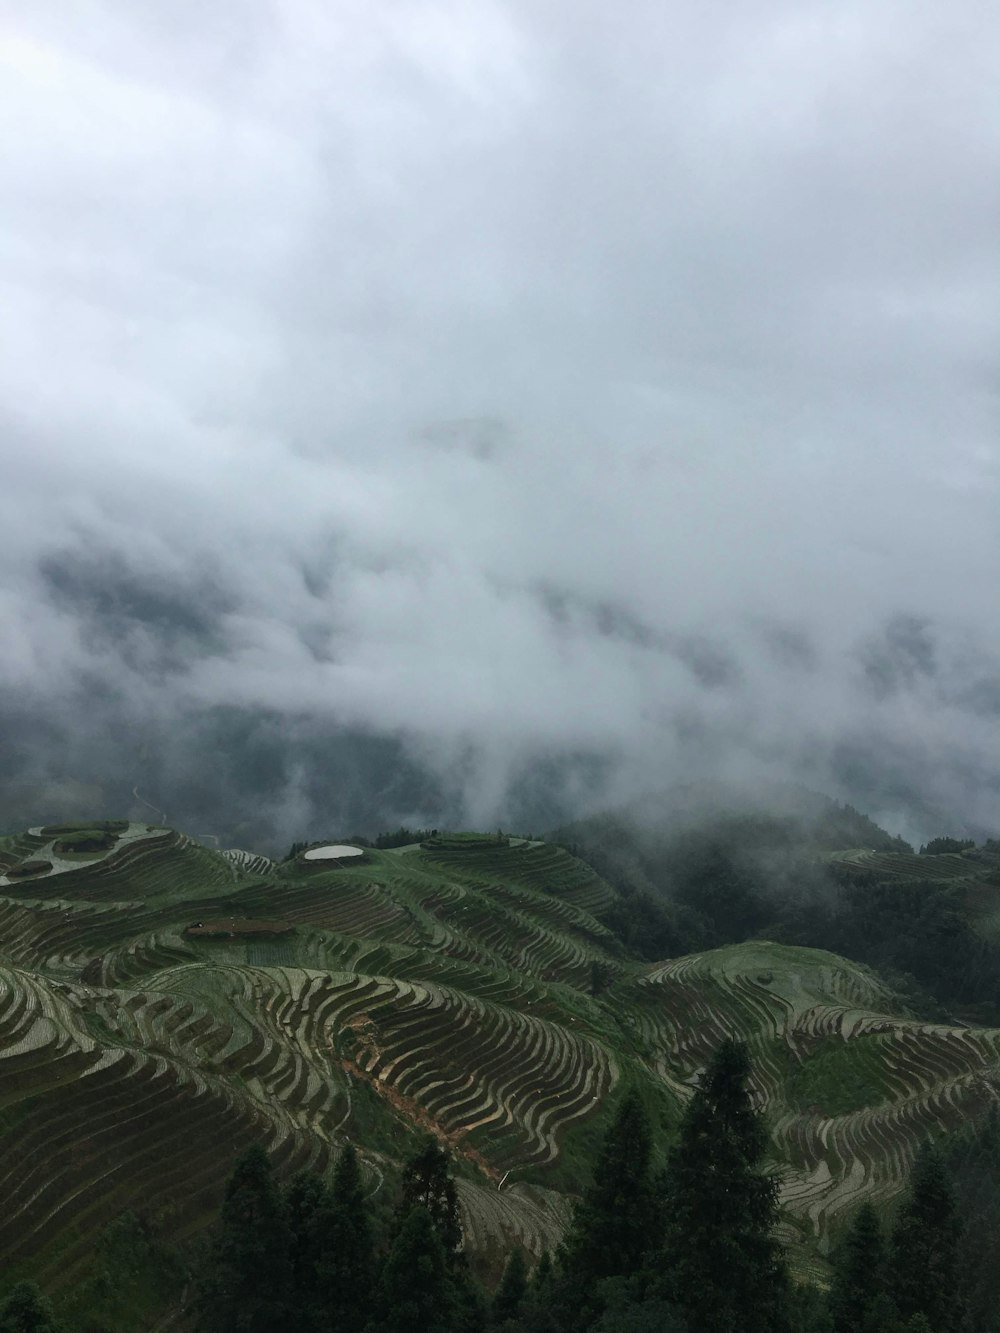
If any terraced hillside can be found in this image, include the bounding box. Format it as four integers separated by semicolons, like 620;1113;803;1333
0;821;999;1304
827;846;995;881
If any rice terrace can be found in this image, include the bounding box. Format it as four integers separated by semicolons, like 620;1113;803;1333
2;814;1000;1321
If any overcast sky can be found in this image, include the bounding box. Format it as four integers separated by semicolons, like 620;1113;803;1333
2;1;1000;840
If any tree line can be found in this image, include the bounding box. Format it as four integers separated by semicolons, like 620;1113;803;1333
189;1039;983;1333
197;1130;483;1333
0;1039;990;1331
571;818;1000;1022
225;1043;1000;1333
536;1042;994;1333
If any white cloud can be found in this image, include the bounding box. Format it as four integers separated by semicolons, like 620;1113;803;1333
3;0;1000;836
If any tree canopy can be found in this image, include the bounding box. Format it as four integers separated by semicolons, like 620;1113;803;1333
659;1039;789;1333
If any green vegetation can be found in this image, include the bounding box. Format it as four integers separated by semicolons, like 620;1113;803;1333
6;860;52;879
560;802;1000;1020
0;1282;61;1332
890;1142;964;1331
493;1247;528;1324
783;1035;889;1115
2;804;1000;1325
424;831;510;849
829;1202;890;1333
198;1145;294;1331
940;1108;1000;1331
920;838;976;856
313;1143;374;1328
825;1136;981;1332
39;821;128;838
559;1089;661;1323
51;832;115;854
659;1039;789;1332
189;1051;777;1331
375;826;438;849
57;1213;182;1333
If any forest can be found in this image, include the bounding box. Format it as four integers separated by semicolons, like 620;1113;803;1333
559;807;1000;1022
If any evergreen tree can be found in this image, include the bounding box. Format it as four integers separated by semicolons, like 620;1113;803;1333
380;1205;457;1333
393;1139;485;1333
591;1299;686;1332
493;1248;528;1325
658;1038;789;1333
942;1105;1000;1333
532;1251;553;1295
828;1202;892;1333
562;1090;661;1288
313;1142;375;1330
790;1282;834;1333
198;1145;293;1333
398;1136;464;1262
889;1142;964;1332
516;1250;565;1333
0;1283;61;1333
283;1169;328;1325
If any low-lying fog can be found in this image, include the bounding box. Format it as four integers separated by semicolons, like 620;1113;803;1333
3;2;1000;849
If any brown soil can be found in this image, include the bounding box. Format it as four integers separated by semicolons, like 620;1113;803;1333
339;1013;500;1182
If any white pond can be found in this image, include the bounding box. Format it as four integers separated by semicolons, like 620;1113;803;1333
302;844;366;860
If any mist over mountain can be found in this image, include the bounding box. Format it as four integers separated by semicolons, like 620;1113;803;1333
3;3;1000;849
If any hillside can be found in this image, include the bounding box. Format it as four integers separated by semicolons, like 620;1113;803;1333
555;794;1000;1018
1;820;1000;1317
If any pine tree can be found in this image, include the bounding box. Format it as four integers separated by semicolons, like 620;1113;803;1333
829;1202;891;1333
380;1205;457;1333
284;1169;328;1325
889;1142;964;1332
658;1038;789;1333
532;1251;553;1294
790;1281;835;1333
562;1090;661;1289
942;1105;1000;1333
493;1248;528;1324
0;1283;62;1333
198;1145;293;1333
398;1136;463;1262
394;1140;485;1333
517;1251;562;1333
590;1299;687;1332
313;1142;375;1330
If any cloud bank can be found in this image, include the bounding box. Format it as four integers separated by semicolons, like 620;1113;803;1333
3;2;1000;846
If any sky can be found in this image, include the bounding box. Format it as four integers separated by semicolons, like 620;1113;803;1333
2;1;1000;845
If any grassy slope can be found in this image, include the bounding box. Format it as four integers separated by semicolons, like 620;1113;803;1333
0;823;999;1312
